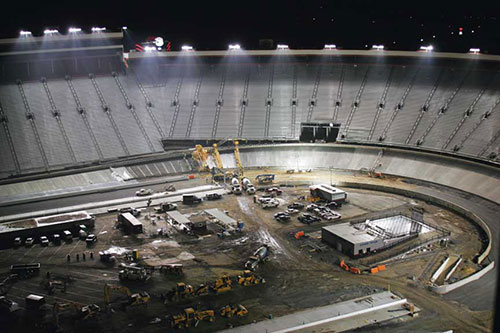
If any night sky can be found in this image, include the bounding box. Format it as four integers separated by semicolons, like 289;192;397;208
1;0;499;53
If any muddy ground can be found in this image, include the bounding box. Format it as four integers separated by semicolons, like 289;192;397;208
0;170;492;333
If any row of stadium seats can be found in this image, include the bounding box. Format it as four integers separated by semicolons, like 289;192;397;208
0;62;499;177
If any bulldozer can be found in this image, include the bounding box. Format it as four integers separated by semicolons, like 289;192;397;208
166;282;195;301
219;304;248;318
104;283;150;309
237;270;265;286
167;308;215;328
211;274;232;294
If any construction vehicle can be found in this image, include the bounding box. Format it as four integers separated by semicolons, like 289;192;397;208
53;301;100;329
158;264;183;275
104;284;150;309
241;177;255;194
255;174;275;184
166;282;196;301
0;296;20;314
245;245;269;270
219;304;248;318
237;270;265;286
212;274;232;294
119;265;151;282
233;140;244;176
41;278;67;295
0;274;18;296
167;308;215;328
192;144;210;172
99;250;116;264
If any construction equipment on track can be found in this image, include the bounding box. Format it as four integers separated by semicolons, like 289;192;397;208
167;308;215;328
237;270;265;286
104;284;150;309
219;304;248;318
255;174;275;184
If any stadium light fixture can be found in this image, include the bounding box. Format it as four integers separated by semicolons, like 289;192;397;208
324;44;337;49
228;44;241;50
277;44;289;50
20;30;32;36
68;27;82;33
372;45;384;50
469;48;480;54
419;45;433;52
44;29;59;35
91;27;106;32
181;45;194;51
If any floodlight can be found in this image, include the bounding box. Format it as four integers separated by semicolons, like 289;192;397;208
181;45;194;51
44;29;59;34
91;27;106;32
228;44;241;50
469;48;480;54
122;26;128;30
372;45;384;50
20;30;32;36
277;44;289;50
324;44;336;49
419;45;433;52
68;27;82;33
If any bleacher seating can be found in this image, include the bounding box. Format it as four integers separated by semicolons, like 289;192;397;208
0;58;498;178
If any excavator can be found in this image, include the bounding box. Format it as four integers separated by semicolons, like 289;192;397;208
219;304;248;318
167;307;215;328
237;270;265;286
104;283;150;309
53;301;100;330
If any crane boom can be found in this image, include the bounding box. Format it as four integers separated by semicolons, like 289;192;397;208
233;140;243;176
212;144;223;170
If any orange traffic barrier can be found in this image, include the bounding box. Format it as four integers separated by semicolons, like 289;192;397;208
370;267;379;274
188;174;195;179
377;264;386;271
350;267;361;274
295;231;305;239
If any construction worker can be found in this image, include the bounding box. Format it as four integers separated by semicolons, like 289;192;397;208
90;252;94;259
76;254;79;261
46;271;51;279
67;254;70;262
82;252;86;261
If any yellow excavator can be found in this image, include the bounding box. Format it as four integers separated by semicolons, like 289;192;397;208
167;308;215;328
53;301;100;329
104;283;150;309
165;282;196;302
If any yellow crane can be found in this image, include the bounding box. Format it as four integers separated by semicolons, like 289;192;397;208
212;143;223;170
233;140;243;177
192;145;209;172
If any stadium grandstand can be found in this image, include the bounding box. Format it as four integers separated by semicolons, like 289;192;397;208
0;27;499;333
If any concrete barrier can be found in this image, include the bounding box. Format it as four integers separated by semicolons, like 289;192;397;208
430;261;495;294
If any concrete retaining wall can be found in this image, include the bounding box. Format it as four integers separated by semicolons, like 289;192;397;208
430;261;495;294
